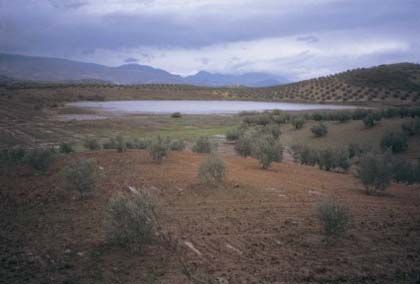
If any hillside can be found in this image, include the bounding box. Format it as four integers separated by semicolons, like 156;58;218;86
0;53;283;87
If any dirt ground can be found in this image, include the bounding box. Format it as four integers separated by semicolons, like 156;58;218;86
1;150;420;284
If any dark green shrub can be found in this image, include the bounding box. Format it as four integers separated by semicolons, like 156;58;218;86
148;136;168;161
23;148;56;173
356;152;393;194
84;138;101;151
292;145;318;166
225;128;241;141
336;112;351;123
169;139;186;151
252;135;283;169
198;154;225;185
171;112;182;118
292;117;305;129
401;118;420;136
104;191;156;252
316;199;351;239
362;114;376;128
116;136;127;153
317;149;335;171
62;158;99;198
261;124;281;139
311;122;328;137
391;157;417;184
192;136;216;153
380;131;408;153
103;137;118;149
132;138;150;149
59;142;74;154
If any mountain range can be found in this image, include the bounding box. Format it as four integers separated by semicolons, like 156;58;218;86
0;53;286;87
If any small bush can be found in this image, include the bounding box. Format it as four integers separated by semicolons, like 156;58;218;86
116;136;127;152
401;118;420;136
132;138;150;149
317;149;335;171
362;114;376;128
391;157;417;184
252;135;283;169
169;139;186;151
104;191;156;252
234;128;258;157
292;145;318;166
198;154;226;185
192;136;216;153
23;147;56;172
311;122;328;137
84;138;101;151
357;152;393;194
380;131;408;153
336;112;351;123
148;136;168;161
59;142;74;154
171;112;182;118
225;128;241;141
62;158;99;198
291;117;305;129
261;124;281;139
316;199;351;239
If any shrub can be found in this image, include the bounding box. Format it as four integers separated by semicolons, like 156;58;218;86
356;152;393;194
148;136;168;161
116;136;127;152
192;136;216;153
234;128;258;157
334;149;351;171
317;149;335;171
316;199;351;239
380;131;408;153
261;124;281;139
169;139;186;151
362;114;376;128
59;142;74;154
292;117;305;129
198;154;225;185
62;158;99;198
225;128;241;141
104;191;156;252
336;112;351;123
252;135;283;169
132;138;150;149
401;118;420;136
311;122;328;137
23;147;56;172
292;145;318;166
84;138;101;151
391;157;417;184
171;112;182;118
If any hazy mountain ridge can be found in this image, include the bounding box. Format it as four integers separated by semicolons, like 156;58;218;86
0;53;285;87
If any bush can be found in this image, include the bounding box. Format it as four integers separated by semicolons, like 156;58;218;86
362;114;376;128
169;139;186;151
115;136;127;152
59;142;74;154
84;138;101;151
336;112;351;123
292;145;318;166
132;138;150;150
198;154;226;185
192;136;216;153
356;152;393;194
311;122;328;137
380;131;408;153
292;117;305;129
234;128;258;157
261;124;281;139
104;191;156;252
225;128;241;141
252;135;283;169
23;147;56;172
62;158;99;198
316;199;351;239
171;112;182;118
317;149;335;171
148;136;168;161
391;157;417;184
401;118;420;136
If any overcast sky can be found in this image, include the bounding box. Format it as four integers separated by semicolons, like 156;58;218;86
1;0;420;80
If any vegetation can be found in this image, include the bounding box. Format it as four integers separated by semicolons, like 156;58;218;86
148;136;169;161
192;136;216;153
23;147;56;173
401;118;420;136
84;138;101;151
168;139;186;151
62;158;99;198
380;131;408;153
171;112;182;118
252;135;283;169
59;142;74;154
198;154;226;185
225;128;241;141
234;128;258;157
316;199;351;239
104;191;156;252
311;122;328;137
291;117;305;129
356;152;393;195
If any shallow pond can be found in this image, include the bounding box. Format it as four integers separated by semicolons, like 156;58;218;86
68;100;357;115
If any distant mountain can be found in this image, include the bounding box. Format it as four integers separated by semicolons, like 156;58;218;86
184;71;287;87
0;53;286;87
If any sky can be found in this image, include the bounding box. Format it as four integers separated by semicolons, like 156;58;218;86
1;0;420;80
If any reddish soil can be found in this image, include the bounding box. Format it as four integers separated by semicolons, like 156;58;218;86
1;150;420;283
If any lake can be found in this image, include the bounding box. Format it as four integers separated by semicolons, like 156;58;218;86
68;100;357;115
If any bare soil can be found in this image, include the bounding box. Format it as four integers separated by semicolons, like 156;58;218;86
1;150;419;283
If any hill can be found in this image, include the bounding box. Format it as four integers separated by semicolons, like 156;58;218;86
0;53;284;87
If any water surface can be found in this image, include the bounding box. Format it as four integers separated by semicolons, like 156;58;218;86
69;100;357;115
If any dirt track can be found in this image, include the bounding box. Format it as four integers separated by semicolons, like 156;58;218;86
1;150;420;283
